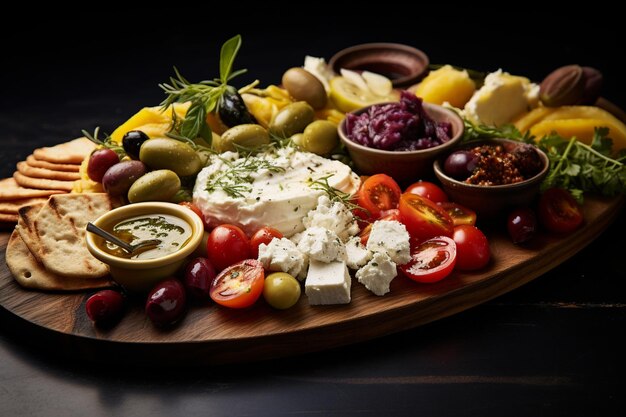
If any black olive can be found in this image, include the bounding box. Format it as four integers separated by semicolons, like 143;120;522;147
122;130;149;159
218;87;257;127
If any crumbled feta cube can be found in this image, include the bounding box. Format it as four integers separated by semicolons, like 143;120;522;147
305;259;351;305
365;220;411;265
356;252;397;296
258;238;308;280
302;195;359;242
345;236;372;270
297;226;346;263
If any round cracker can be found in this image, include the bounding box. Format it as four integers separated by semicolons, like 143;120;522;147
17;161;80;181
26;155;80;172
13;172;75;192
33;137;95;164
0;212;18;223
6;231;113;291
0;178;66;200
0;197;48;214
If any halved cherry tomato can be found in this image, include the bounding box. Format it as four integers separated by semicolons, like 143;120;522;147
438;202;477;226
357;174;402;219
405;181;448;203
452;225;490;271
400;236;456;283
250;226;284;259
359;209;401;245
538;188;584;234
207;225;252;272
399;193;454;243
210;259;265;308
179;202;206;227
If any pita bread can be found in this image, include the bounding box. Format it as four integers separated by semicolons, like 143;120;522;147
14;172;75;192
17;162;80;181
0;213;18;223
26;154;80;172
33;137;95;164
0;197;48;214
0;178;66;200
34;193;116;278
6;231;113;291
16;203;46;262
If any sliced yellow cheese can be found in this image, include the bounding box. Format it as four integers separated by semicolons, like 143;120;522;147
413;65;476;108
110;103;191;144
529;118;626;151
514;107;557;132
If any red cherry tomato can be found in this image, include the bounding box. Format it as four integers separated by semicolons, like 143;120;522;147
400;236;457;283
359;209;401;245
538;188;584;234
399;193;454;243
178;202;206;227
250;226;284;259
207;225;252;272
452;225;490;271
210;259;265;309
356;174;402;219
438;202;477;227
405;181;449;203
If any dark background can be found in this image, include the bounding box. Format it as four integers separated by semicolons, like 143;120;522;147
1;8;625;417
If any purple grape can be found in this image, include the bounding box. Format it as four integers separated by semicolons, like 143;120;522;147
183;257;216;302
444;150;479;180
145;279;186;327
85;289;125;326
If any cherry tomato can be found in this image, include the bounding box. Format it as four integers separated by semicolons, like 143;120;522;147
438;202;477;227
400;236;456;283
207;225;252;272
538;188;584;234
405;181;449;203
250;226;284;259
178;201;206;227
399;193;454;243
452;225;490;271
359;209;401;245
507;208;537;244
356;174;402;219
87;149;119;183
210;259;265;309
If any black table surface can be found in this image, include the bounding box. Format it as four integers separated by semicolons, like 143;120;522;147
1;12;625;417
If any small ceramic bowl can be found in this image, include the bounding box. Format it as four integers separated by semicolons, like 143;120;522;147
86;202;204;293
433;139;550;217
338;102;464;183
329;43;430;87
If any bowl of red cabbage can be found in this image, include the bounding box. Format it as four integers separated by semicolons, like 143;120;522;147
338;92;464;182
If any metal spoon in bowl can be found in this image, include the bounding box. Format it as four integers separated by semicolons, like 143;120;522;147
86;222;161;254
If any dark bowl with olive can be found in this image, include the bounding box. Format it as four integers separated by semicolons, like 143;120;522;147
433;139;549;217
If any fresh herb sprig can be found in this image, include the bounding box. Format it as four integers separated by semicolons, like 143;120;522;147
205;154;285;198
308;174;367;216
159;35;246;142
82;127;125;157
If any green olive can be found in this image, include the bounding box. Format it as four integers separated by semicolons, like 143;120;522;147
263;272;301;310
301;120;339;155
127;169;181;203
217;124;270;153
139;138;202;177
269;102;315;138
290;133;305;148
282;68;328;110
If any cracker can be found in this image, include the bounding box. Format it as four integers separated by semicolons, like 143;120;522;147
26;154;80;172
34;193;116;278
17;161;80;181
0;197;48;214
16;202;46;262
6;231;113;291
0;178;66;200
0;213;18;223
33;137;95;164
13;172;75;192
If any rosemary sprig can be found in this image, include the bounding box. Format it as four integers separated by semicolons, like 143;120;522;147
205;154;285;198
308;174;367;216
82;127;125;157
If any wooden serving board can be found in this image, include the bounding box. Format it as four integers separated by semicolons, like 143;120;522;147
0;195;622;365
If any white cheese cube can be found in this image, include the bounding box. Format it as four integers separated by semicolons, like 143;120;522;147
305;259;351;305
356;252;397;296
258;238;308;281
297;226;346;263
366;220;411;265
302;195;359;242
345;236;372;270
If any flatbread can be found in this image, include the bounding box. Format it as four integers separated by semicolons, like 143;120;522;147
16;203;46;262
0;213;18;223
34;193;116;278
6;231;113;291
17;161;80;181
13;172;75;192
26;154;80;172
0;197;48;214
33;137;95;164
0;178;66;200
